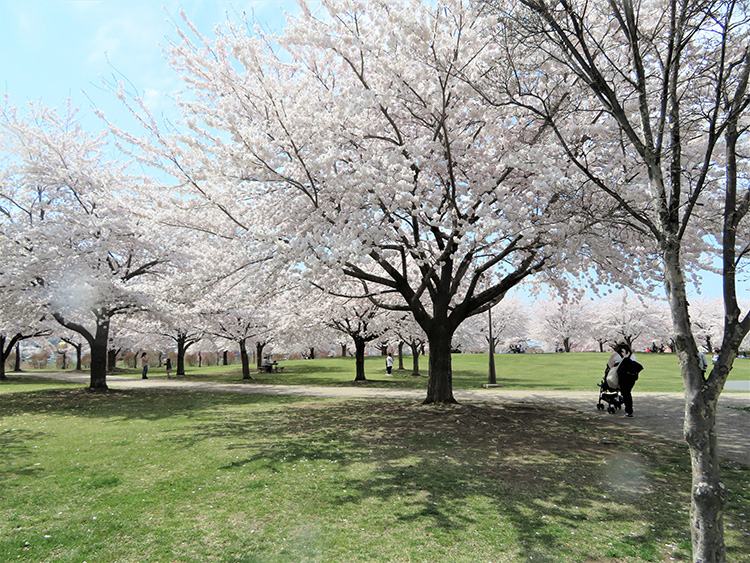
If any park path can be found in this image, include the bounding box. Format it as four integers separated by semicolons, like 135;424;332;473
25;372;750;466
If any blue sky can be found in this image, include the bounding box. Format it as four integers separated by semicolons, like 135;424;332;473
0;1;740;301
0;0;300;129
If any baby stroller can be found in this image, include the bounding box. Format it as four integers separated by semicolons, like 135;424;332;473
596;365;623;414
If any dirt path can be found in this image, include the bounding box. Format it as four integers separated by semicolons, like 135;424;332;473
24;372;750;466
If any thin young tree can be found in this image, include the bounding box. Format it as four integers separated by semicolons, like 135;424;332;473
484;1;750;559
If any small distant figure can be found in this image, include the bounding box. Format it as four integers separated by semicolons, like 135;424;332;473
386;352;394;376
698;350;708;376
712;348;720;365
141;353;149;379
166;357;173;379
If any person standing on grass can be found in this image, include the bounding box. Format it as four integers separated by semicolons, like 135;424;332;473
141;352;149;379
616;344;643;418
386;352;394;376
166;357;172;379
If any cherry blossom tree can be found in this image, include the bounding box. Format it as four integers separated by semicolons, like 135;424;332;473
690;298;726;354
1;101;171;389
324;294;393;382
115;0;633;404
0;318;51;380
394;315;429;377
59;331;89;372
484;0;750;558
199;276;278;379
530;298;590;352
588;292;667;351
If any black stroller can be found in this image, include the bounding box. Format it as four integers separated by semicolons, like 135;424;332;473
596;366;623;414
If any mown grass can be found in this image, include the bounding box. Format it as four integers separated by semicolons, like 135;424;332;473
1;381;748;563
94;352;750;393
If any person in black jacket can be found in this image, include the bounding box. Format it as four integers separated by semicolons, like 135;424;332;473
617;344;643;418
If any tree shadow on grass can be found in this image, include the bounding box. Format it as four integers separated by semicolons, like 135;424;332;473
160;400;749;560
0;428;48;482
3;385;748;560
0;386;308;422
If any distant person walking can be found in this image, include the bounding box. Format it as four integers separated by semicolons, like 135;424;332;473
386;352;394;376
165;357;172;379
141;353;149;379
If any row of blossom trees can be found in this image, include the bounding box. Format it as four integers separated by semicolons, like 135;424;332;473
2;1;748;560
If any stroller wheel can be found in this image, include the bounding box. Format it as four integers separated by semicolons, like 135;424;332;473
597;403;604;411
607;406;616;414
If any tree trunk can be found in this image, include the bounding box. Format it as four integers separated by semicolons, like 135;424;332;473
107;348;118;372
53;312;109;389
424;326;456;404
685;385;726;563
663;243;726;563
239;340;252;380
177;335;187;376
353;337;367;382
223;350;228;365
341;343;347;357
410;340;421;376
14;342;21;372
397;341;404;370
73;343;82;371
0;335;7;380
88;318;110;390
256;342;266;368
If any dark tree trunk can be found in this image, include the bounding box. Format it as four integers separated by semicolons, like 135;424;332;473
0;335;7;380
223;350;228;365
353;337;367;381
89;319;110;389
177;335;188;376
309;347;315;360
256;342;266;368
239;340;252;380
73;343;82;370
397;341;404;370
1;334;25;379
53;312;109;390
409;340;422;376
424;326;456;404
341;343;347;357
14;342;21;372
107;348;118;372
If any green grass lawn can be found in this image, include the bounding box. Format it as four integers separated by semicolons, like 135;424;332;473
99;352;750;393
1;382;748;563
